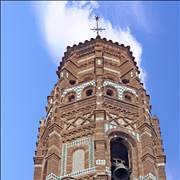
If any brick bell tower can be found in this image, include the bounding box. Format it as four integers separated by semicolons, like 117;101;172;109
33;20;166;180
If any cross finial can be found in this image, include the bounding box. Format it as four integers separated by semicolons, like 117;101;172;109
90;16;105;37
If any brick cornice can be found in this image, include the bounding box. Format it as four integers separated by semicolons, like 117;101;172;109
41;122;62;140
138;122;158;138
57;36;139;77
33;156;44;164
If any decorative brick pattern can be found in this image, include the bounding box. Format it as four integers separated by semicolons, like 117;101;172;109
46;173;60;180
105;166;111;176
61;137;94;176
139;173;157;180
61;80;96;100
46;167;96;180
103;80;136;100
61;167;96;179
96;159;106;165
34;36;166;180
104;123;140;141
72;149;85;172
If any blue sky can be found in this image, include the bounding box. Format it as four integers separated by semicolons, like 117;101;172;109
1;1;179;180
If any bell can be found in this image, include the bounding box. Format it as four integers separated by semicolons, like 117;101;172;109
112;159;130;180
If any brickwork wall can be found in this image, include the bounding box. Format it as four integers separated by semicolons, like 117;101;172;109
33;36;166;180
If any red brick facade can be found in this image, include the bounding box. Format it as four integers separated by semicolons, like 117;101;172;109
33;36;166;180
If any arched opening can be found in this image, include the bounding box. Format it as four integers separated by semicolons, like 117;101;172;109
104;86;117;98
72;149;85;172
123;92;134;103
68;95;75;102
110;137;131;180
122;79;129;84
106;89;114;97
63;92;76;104
82;86;94;99
69;80;76;85
86;89;93;97
124;95;132;102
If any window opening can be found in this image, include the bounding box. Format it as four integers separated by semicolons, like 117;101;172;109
69;80;76;85
122;79;129;84
72;149;85;172
68;95;75;102
124;95;132;102
110;137;131;180
86;89;93;96
106;89;114;97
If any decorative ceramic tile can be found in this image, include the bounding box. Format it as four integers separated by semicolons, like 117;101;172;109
96;159;106;165
46;167;96;180
139;173;157;180
103;80;136;100
60;137;94;177
62;80;96;100
105;166;111;176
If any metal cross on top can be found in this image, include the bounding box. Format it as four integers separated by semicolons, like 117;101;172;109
91;16;105;36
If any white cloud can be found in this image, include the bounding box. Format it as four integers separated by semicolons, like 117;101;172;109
131;1;150;32
106;1;151;33
33;1;146;83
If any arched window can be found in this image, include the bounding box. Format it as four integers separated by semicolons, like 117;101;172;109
106;89;114;97
104;86;117;98
123;92;134;103
82;86;94;98
86;89;93;97
122;79;129;84
69;80;76;85
110;137;130;180
63;92;77;104
124;95;132;102
68;95;75;102
72;149;85;172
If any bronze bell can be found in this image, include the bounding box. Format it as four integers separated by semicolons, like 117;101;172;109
112;159;130;180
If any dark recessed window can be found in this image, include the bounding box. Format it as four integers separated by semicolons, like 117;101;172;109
68;95;75;102
122;79;129;84
106;89;113;97
124;95;131;102
69;80;76;85
86;89;93;96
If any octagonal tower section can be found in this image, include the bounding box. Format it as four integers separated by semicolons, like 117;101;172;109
33;36;166;180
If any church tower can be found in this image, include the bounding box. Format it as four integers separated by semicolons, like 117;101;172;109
33;20;166;180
